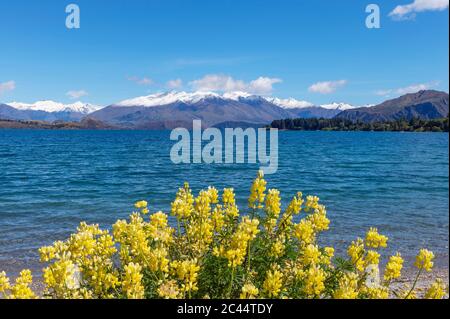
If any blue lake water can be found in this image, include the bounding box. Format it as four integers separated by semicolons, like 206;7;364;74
0;130;448;276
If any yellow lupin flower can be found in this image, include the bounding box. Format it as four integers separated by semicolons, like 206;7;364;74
43;255;81;298
365;228;388;248
211;205;225;232
303;264;326;297
9;269;36;299
363;286;389;299
224;217;259;268
158;279;180;299
269;239;286;258
0;271;11;295
122;262;144;299
148;211;174;244
39;245;57;263
263;269;283;298
240;283;259;299
300;244;321;266
170;259;200;293
321;247;335;265
414;249;434;272
147;247;170;273
248;170;267;210
293;219;315;245
304;195;320;212
347;238;365;272
424;279;447;299
222;188;235;205
207;186;219;204
171;183;194;219
265;189;281;213
133;200;149;214
307;206;330;232
333;272;358;299
383;253;403;281
365;250;380;266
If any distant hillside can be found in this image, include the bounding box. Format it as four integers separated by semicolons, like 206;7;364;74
288;106;343;119
335;90;449;122
270;117;449;132
0;101;101;122
0;117;116;130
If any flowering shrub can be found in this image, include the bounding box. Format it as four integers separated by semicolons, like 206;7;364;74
0;171;447;299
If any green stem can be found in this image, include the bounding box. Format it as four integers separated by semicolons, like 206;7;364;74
246;241;252;278
228;267;235;298
404;268;422;299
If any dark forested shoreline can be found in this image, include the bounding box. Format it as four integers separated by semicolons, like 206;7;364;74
269;117;449;132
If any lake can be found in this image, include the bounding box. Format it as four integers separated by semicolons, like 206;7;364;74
0;130;448;276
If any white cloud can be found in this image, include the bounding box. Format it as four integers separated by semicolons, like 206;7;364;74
375;82;438;96
308;80;347;94
389;0;449;20
166;78;183;89
66;90;88;99
396;83;435;94
0;80;16;95
248;77;282;95
190;74;246;92
189;74;282;94
128;76;154;86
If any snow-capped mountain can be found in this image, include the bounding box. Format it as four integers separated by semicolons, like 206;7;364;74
114;91;360;113
115;91;223;107
115;91;265;107
8;101;101;114
265;97;314;109
89;91;364;129
1;100;103;122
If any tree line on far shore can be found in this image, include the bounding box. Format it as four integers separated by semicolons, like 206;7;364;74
269;116;449;132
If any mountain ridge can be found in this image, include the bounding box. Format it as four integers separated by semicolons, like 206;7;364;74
2;90;448;128
335;90;449;122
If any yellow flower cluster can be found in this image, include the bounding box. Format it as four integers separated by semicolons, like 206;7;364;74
263;268;283;298
425;279;447;299
414;249;434;272
215;217;260;268
384;253;404;281
0;270;36;299
248;170;267;210
170;259;201;295
333;272;359;299
365;227;388;248
122;262;145;299
240;283;259;299
0;171;446;300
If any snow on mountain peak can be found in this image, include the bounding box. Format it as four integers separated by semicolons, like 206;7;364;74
8;100;102;114
116;91;310;107
222;91;254;100
265;97;314;109
113;91;363;112
115;91;224;107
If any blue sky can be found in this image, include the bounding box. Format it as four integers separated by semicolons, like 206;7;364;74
0;0;448;106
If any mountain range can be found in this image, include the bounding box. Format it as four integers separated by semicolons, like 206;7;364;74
335;90;449;122
0;101;101;122
1;90;448;129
